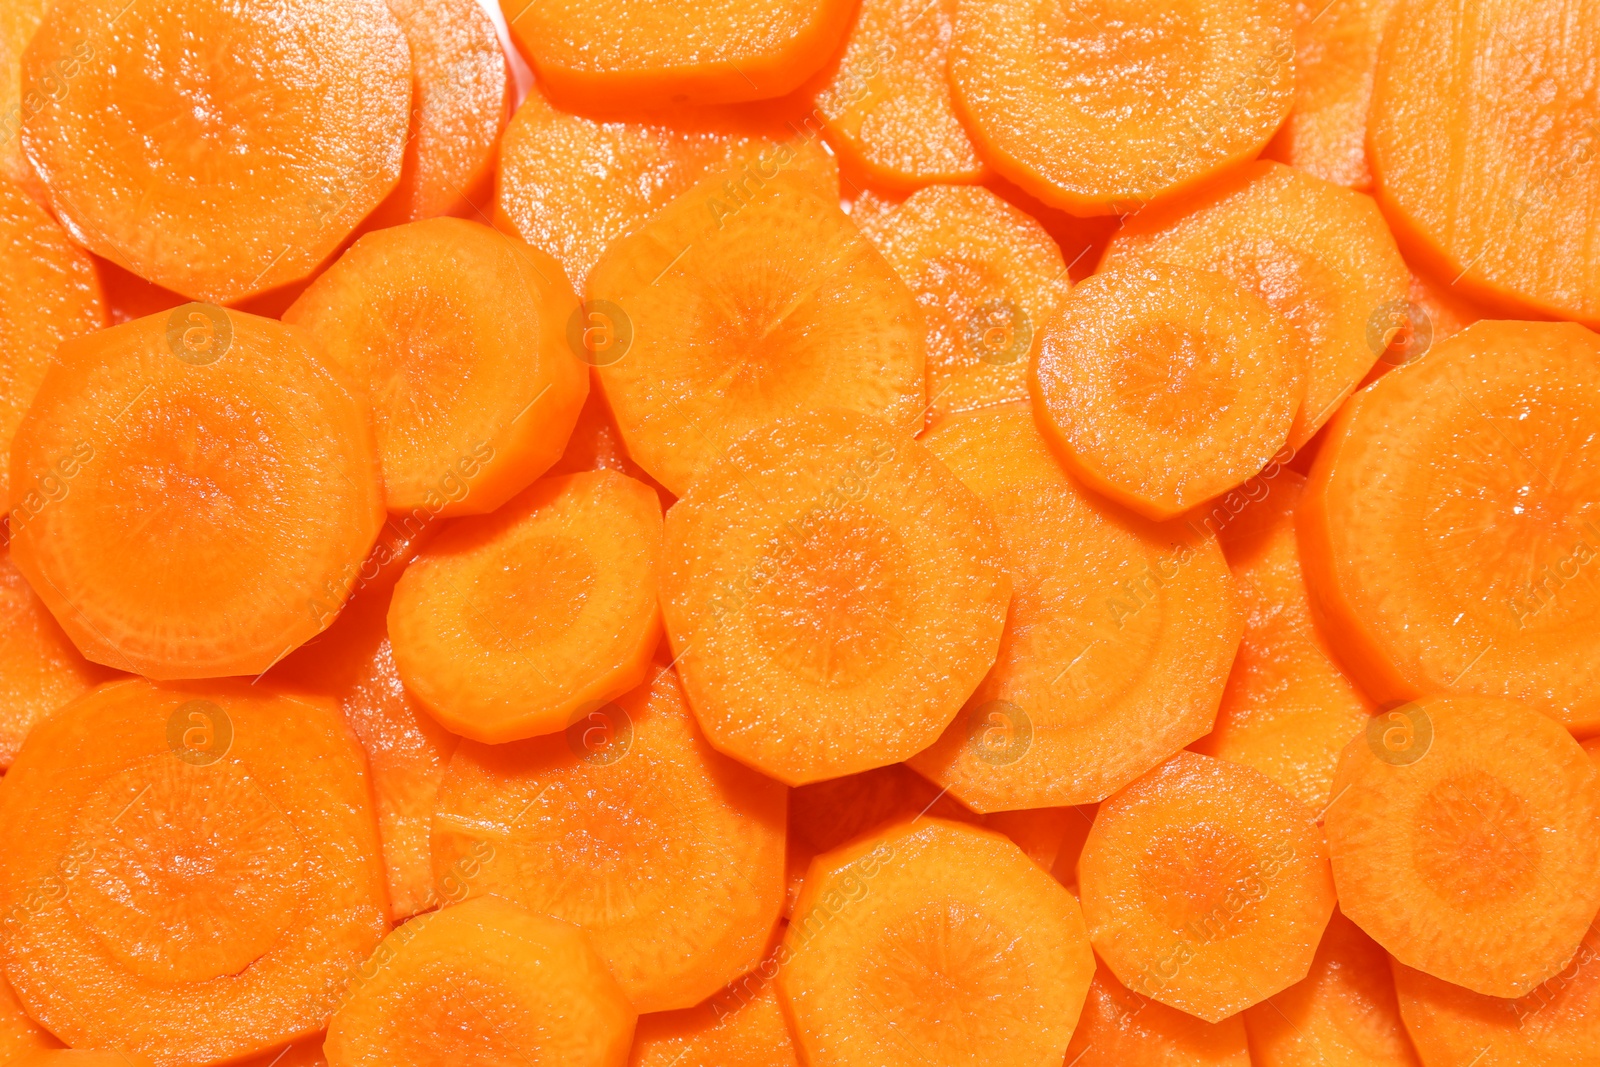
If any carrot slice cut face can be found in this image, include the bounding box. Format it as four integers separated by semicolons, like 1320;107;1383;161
660;409;1009;785
10;1054;150;1067
906;404;1240;810
983;807;1073;871
1050;804;1098;889
948;0;1294;214
429;666;786;1013
1325;695;1600;998
1363;266;1485;384
8;308;383;680
0;678;388;1066
284;218;587;518
324;896;635;1067
1300;321;1600;730
0;975;57;1063
20;0;411;304
631;979;798;1067
1102;161;1409;450
1034;262;1301;520
1064;957;1251;1067
238;1040;326;1067
778;818;1094;1066
0;0;47;194
1079;751;1337;1022
590;171;925;496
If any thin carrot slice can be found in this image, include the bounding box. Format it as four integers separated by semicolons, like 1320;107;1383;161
1299;321;1600;730
0;678;388;1066
550;388;672;501
20;0;412;305
429;666;786;1013
0;976;58;1063
1050;804;1098;889
778;818;1095;1066
1101;160;1410;450
324;896;635;1067
8;308;383;680
1325;694;1600;998
660;409;1010;785
1064;957;1251;1067
283;217;587;518
1587;737;1600;770
948;0;1295;214
1034;262;1301;520
906;404;1241;810
590;171;925;496
98;257;187;326
1079;751;1337;1022
1362;265;1486;385
0;0;47;194
630;978;798;1067
984;808;1073;871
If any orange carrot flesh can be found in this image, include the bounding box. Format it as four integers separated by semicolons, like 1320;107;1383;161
0;0;46;194
0;975;58;1062
630;978;798;1067
1064;957;1251;1067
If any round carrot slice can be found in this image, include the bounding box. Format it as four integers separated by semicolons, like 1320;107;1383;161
906;404;1241;811
1064;957;1251;1067
1325;695;1600;999
660;409;1010;785
8;308;383;680
590;172;925;496
283;217;588;518
20;0;411;304
777;818;1095;1066
1034;262;1302;520
948;0;1294;215
1101;160;1410;450
429;666;786;1013
0;678;388;1066
1299;321;1600;730
0;975;57;1063
324;895;635;1067
631;979;798;1067
1079;751;1337;1022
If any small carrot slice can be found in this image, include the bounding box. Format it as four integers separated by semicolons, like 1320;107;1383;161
1064;957;1251;1067
1299;321;1600;730
324;896;635;1067
779;818;1094;1066
948;0;1295;214
1101;160;1410;450
8;308;383;680
1325;694;1600;999
0;975;58;1063
1079;751;1337;1022
1050;804;1098;889
630;978;798;1067
283;217;587;518
907;404;1241;810
660;409;1010;785
0;678;388;1066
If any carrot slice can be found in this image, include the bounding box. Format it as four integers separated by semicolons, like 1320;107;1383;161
98;257;187;326
948;0;1295;215
906;404;1241;810
1050;804;1098;889
238;1039;327;1067
984;807;1073;871
0;975;57;1063
0;678;388;1066
284;217;587;518
429;666;785;1013
20;0;412;305
8;308;383;679
1362;265;1486;385
1079;751;1337;1022
631;978;798;1067
551;388;672;501
778;817;1095;1066
589;171;925;496
1064;957;1251;1067
660;408;1009;784
1325;694;1600;998
0;0;46;195
1299;321;1600;730
1034;262;1301;519
9;1054;150;1067
1101;160;1410;450
324;895;635;1067
1587;736;1600;771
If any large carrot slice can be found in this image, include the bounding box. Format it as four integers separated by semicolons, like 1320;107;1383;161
1325;694;1600;998
948;0;1295;214
1101;160;1410;450
8;308;383;679
0;679;388;1066
20;0;412;304
283;217;587;518
1079;751;1337;1022
0;976;57;1062
1300;321;1600;730
660;409;1009;784
429;666;786;1013
906;404;1240;810
1064;957;1251;1067
630;978;798;1067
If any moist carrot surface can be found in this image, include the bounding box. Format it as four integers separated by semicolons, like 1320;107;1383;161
630;978;798;1067
9;1054;151;1067
0;974;58;1062
1064;957;1251;1067
0;0;46;194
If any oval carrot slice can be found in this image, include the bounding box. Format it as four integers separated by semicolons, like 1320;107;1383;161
1299;321;1600;731
8;308;383;680
0;678;388;1066
283;217;587;518
0;975;57;1063
324;896;635;1067
1079;751;1337;1022
1101;160;1410;450
906;404;1241;810
1325;694;1600;999
778;817;1094;1066
660;409;1010;785
1064;957;1251;1067
948;0;1294;214
630;978;798;1067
